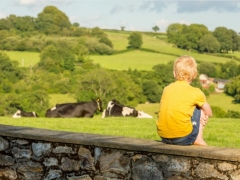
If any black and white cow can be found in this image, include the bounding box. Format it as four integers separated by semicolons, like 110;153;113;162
12;110;39;118
102;100;153;118
45;98;103;118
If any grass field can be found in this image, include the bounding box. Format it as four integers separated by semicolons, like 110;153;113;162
3;50;40;67
0;116;239;148
49;94;76;107
3;32;238;70
2;32;240;149
105;31;237;64
91;50;177;70
207;92;240;112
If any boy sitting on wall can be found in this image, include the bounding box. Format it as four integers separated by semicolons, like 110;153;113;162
156;55;212;145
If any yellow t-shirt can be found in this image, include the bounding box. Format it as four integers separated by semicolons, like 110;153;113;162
156;80;206;138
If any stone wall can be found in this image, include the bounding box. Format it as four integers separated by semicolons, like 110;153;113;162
0;124;239;180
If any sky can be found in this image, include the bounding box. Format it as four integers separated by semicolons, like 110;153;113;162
0;0;240;33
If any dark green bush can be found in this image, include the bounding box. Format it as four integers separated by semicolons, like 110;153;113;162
211;106;226;118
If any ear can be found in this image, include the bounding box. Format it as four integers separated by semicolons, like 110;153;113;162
173;70;176;78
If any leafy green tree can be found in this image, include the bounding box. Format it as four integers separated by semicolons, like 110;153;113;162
177;24;209;50
229;29;240;52
72;43;89;63
38;45;62;72
85;38;113;55
35;6;71;34
57;41;75;71
39;41;77;72
142;80;161;102
213;27;233;52
121;26;125;31
152;62;174;86
61;28;71;36
128;32;143;49
14;16;35;32
78;68;117;102
166;23;184;44
75;90;96;102
218;61;240;79
209;84;215;93
77;69;144;106
198;62;217;77
18;90;49;116
152;25;160;32
0;30;9;40
99;36;113;48
91;27;105;38
224;75;240;103
0;19;12;30
225;110;240;118
72;22;80;27
202;89;210;97
211;106;226;118
0;52;22;83
198;34;220;53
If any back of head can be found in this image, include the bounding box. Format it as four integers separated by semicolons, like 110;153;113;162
173;55;198;82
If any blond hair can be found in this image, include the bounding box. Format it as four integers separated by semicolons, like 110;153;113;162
173;56;198;81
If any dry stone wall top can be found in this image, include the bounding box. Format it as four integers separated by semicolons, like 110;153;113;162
0;124;239;179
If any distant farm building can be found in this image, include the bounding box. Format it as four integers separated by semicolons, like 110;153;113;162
213;78;229;90
199;74;229;92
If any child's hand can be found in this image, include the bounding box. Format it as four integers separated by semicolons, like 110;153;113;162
200;115;208;126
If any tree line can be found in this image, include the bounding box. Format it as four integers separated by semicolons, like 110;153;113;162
2;49;240;117
167;23;240;53
1;5;240;118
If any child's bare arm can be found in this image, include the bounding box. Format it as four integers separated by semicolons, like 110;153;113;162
200;103;212;126
201;103;212;117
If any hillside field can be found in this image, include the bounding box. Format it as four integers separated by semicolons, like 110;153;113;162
3;31;239;71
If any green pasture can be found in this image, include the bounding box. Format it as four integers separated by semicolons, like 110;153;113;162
3;32;238;70
91;50;177;70
3;50;40;67
207;93;240;112
105;31;236;64
104;31;129;51
0;116;240;148
48;94;76;107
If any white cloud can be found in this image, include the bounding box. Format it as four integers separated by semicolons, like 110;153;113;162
127;25;138;31
110;4;136;14
0;12;7;19
19;0;36;5
17;0;74;7
81;15;103;23
120;20;127;26
155;19;168;26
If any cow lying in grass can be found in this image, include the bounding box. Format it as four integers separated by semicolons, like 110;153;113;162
102;100;153;118
12;110;38;118
45;98;103;118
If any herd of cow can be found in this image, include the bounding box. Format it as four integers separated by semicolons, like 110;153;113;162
12;98;153;119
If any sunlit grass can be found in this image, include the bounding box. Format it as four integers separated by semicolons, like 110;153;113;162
3;50;40;67
207;93;240;112
1;116;240;148
3;32;238;70
48;94;76;107
0;116;159;140
105;31;130;50
91;50;177;70
106;31;237;64
204;118;240;148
